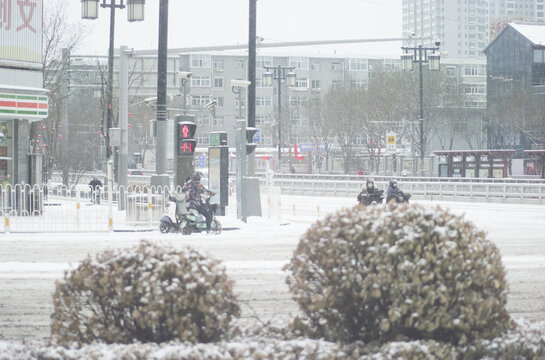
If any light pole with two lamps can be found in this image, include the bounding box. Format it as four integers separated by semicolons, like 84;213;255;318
401;40;440;174
81;0;145;165
263;66;296;169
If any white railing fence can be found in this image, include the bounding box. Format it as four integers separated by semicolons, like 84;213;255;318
1;184;167;233
268;178;545;204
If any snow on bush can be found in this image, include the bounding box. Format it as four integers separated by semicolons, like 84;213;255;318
285;203;511;345
50;240;240;345
1;319;544;359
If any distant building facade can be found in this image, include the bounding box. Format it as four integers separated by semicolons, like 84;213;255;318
484;22;545;149
403;0;545;61
66;49;489;171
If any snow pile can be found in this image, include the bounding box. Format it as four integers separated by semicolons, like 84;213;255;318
50;240;240;345
285;203;511;345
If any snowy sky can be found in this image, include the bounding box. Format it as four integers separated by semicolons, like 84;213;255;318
63;0;403;58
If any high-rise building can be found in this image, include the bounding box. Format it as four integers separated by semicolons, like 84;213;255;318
402;0;545;61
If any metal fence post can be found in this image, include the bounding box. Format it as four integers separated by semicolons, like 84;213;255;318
108;160;114;231
148;192;153;225
76;190;81;229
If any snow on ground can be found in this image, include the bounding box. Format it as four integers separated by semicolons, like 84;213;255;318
0;197;544;345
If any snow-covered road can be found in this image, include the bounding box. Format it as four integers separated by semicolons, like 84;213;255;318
0;198;544;343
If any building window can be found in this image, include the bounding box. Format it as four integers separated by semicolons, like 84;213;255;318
256;56;273;69
350;80;367;88
464;84;485;94
311;80;321;89
197;134;209;145
256;96;272;107
290;56;309;70
213;60;224;71
349;58;368;71
197;113;211;125
214;78;224;88
331;62;341;71
212;116;224;126
464;65;484;76
534;49;545;63
446;66;457;77
289;95;308;108
190;54;211;68
256;78;271;87
191;76;211;87
192;95;211;106
235;60;245;70
235;98;245;110
310;62;320;71
256;115;272;125
295;77;308;88
292;115;309;126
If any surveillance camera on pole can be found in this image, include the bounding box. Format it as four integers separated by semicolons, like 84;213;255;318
205;100;217;117
179;71;192;80
231;79;251;88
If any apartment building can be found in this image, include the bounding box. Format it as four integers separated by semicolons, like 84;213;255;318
403;0;545;61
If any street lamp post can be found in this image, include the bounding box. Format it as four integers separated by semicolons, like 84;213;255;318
401;42;440;175
263;65;296;168
81;0;145;164
152;0;170;188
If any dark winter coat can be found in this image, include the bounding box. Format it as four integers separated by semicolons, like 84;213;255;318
88;179;102;190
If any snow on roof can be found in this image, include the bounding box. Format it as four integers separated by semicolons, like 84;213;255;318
510;22;545;46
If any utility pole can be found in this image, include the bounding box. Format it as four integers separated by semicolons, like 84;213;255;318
247;0;257;176
151;0;170;188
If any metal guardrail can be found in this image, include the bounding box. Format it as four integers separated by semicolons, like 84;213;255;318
270;178;545;204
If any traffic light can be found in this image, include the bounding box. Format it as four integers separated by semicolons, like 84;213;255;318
246;127;257;155
177;120;197;155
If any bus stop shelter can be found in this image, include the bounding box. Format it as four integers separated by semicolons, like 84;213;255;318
524;150;545;179
434;150;515;178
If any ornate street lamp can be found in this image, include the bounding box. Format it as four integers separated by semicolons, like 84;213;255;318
81;0;99;19
80;0;145;166
400;42;441;174
127;0;145;22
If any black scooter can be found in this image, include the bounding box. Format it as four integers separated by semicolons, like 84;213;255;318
357;189;385;206
386;192;411;204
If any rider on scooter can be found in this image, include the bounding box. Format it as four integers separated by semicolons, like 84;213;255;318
186;172;215;232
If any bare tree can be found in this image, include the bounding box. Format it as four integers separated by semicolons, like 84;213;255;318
36;0;88;185
322;82;366;174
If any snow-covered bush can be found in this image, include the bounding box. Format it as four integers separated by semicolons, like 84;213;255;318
285;203;511;345
50;240;240;345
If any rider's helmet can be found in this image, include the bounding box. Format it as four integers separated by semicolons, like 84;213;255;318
389;179;398;189
193;172;202;182
366;178;374;190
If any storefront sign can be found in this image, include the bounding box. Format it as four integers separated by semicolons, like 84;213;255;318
0;0;43;63
0;92;48;118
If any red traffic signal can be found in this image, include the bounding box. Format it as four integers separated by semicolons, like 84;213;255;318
178;139;197;155
177;121;197;140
